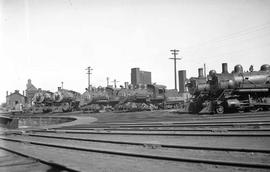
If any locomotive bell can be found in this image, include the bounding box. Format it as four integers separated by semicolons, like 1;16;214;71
260;64;270;71
234;64;243;73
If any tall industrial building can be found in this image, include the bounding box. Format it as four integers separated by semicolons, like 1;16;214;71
131;68;151;85
178;70;186;93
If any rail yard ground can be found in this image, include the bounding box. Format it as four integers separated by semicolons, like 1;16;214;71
1;110;270;172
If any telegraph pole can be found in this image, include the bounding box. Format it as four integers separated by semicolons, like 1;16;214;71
86;66;93;91
169;49;181;91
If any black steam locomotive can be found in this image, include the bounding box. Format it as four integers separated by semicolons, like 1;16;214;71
186;63;270;114
80;84;184;112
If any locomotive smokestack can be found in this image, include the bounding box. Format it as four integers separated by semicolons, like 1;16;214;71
198;68;203;78
178;70;186;93
222;63;228;74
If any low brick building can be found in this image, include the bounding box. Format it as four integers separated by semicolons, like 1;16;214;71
6;90;27;110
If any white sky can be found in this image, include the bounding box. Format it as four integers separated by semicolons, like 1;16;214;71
0;0;270;103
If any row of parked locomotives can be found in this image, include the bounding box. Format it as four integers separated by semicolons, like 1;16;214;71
79;84;184;112
186;63;270;114
31;84;184;113
32;88;81;113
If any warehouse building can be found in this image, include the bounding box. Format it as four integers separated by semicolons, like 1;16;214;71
6;90;26;110
131;68;151;86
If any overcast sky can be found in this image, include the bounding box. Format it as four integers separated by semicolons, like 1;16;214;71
1;0;270;103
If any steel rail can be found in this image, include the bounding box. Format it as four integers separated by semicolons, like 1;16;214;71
34;129;270;136
0;137;269;169
51;127;270;132
95;113;270;122
103;119;270;125
55;122;270;129
17;133;270;153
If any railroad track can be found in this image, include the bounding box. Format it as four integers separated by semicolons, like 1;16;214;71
33;129;270;136
55;120;270;130
0;147;74;172
2;111;270;171
46;127;270;132
8;132;270;153
89;111;270;123
0;134;269;172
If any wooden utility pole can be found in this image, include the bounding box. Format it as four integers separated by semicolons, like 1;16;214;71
169;49;181;91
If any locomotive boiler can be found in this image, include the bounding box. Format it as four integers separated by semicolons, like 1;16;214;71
186;63;270;114
114;84;184;111
80;87;110;112
115;85;153;111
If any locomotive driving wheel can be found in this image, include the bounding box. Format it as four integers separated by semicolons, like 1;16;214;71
215;105;224;114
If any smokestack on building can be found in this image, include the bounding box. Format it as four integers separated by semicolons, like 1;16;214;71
6;91;8;97
198;68;203;78
124;82;129;89
222;63;228;74
204;63;206;77
178;70;186;93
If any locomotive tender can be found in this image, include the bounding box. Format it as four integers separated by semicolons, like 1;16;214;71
186;63;270;114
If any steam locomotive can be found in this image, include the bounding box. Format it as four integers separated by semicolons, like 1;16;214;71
80;87;111;112
32;88;81;113
186;63;270;114
32;90;54;113
78;84;184;112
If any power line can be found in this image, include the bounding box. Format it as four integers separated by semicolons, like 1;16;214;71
184;22;270;51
